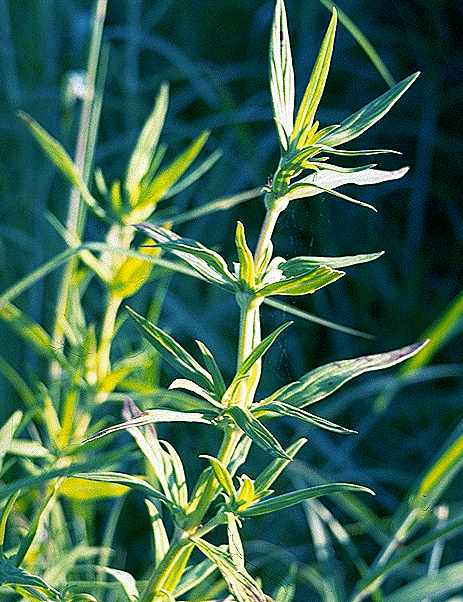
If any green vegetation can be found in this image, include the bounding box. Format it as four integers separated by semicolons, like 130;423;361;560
0;1;461;600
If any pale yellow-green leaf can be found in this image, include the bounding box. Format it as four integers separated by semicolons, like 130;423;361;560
292;9;337;146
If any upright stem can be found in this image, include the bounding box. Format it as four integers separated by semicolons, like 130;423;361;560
142;194;287;601
50;0;108;379
98;293;123;382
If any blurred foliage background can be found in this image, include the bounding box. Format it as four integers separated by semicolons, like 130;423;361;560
0;0;462;599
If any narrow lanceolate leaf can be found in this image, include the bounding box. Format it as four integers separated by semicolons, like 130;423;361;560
59;478;129;501
169;378;220;408
235;221;255;287
0;491;20;549
102;567;139;602
0;302;69;369
146;499;170;567
257;265;344;297
270;0;295;149
0;411;22;472
254;438;307;494
226;406;290;460
239;483;374;517
126;82;169;202
192;537;268;602
313;144;402;157
195;340;227;399
126;306;214;391
73;472;174;508
174;557;218;598
288;166;409;200
135;224;236;289
0;552;60;598
289;181;377;211
132;131;210;221
236;321;292;379
319;72;420;147
282;252;383;274
352;512;463;602
384;560;463;602
18;112;105;218
257;401;356;435
292;9;337;146
227;512;245;570
412;431;463;511
200;455;236;499
160;440;188;507
82;409;213;444
268;341;428;408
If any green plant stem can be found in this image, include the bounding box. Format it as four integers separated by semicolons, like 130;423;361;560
98;293;123;382
141;193;287;600
139;537;194;602
15;479;61;566
254;203;282;271
50;0;107;380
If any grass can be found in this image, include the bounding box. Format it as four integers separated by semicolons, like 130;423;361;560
0;0;462;600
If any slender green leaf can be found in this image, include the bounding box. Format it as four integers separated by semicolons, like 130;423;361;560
319;0;395;86
0;411;22;472
161;440;188;507
74;472;174;508
235;222;255;287
293;10;337;144
236;321;292;379
0;492;20;549
132;131;210;221
0;552;60;598
319;72;420;147
195;340;227;400
282;252;383;274
226;406;290;460
103;567;139;602
18;112;105;218
384;560;463;602
83;409;213;444
289;166;409;201
270;0;295;149
163;149;222;199
126;82;169;201
265;298;374;339
126;306;215;391
146;499;169;567
257;265;344;297
254;438;307;494
135;224;236;289
352;513;463;602
240;483;374;517
269;341;428;408
257;401;356;434
174;557;217;597
153;187;262;227
200;455;236;499
191;536;268;602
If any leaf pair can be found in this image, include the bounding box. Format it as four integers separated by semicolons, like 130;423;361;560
20;83;217;227
270;0;418;153
136;224;237;291
269;0;418;212
138;223;345;300
127;306;226;403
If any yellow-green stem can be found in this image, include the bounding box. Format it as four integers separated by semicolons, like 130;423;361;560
143;194;287;600
98;293;123;381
